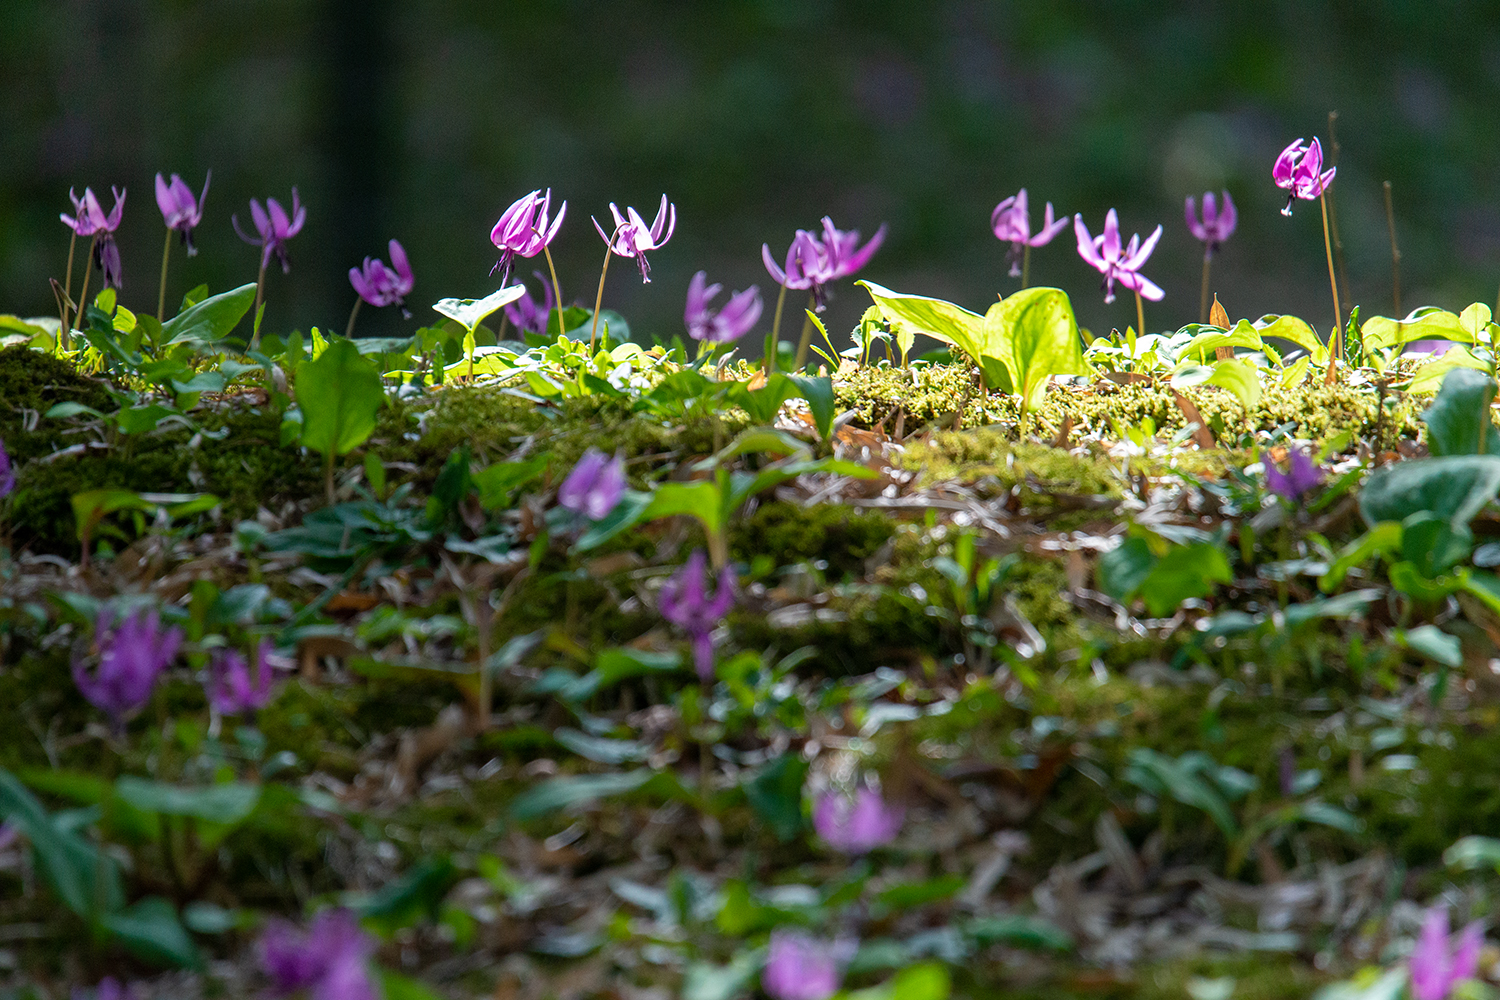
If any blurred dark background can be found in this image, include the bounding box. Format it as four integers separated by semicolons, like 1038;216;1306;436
3;0;1499;349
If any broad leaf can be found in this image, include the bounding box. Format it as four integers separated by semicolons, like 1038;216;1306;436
742;754;807;842
1408;345;1491;394
1205;357;1263;410
858;281;992;380
1255;314;1323;356
508;770;654;821
984;286;1089;408
1359;455;1500;530
114;777;261;825
297;338;384;457
1421;367;1500;456
0;768;125;920
101;896;201;969
431;285;526;333
162;283;257;346
1361;305;1466;351
1178;319;1264;363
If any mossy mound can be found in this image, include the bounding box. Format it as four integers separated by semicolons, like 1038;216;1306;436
0;345;114;460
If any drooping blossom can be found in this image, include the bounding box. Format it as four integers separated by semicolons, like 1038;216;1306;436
1273;138;1336;216
155;171;210;255
206;639;277;717
1073;210;1164;304
684;271;762;344
504;271;556;336
0;437;13;498
991;188;1069;277
762;930;856;1000
348;239;415;316
71;977;142;1000
659;550;736;681
1185;191;1237;256
812;785;904;854
1261;448;1325;503
259;908;378;1000
61;186;126;289
234;189;307;273
593;195;676;282
762;231;828;296
558;448;626;521
73;607;183;728
490;189;566;284
762;217;885;310
1409;905;1483;1000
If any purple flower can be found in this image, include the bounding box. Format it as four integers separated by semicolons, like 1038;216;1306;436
206;639;276;717
1410;905;1483;1000
762;930;856;1000
558;448;626;521
992;189;1069;277
490;189;566;284
259;908;378;1000
61;186;127;289
684;271;762;344
155;171;210;255
72;978;142;1000
659;550;736;681
1273;137;1336;216
349;239;415;316
762;218;885;311
812;785;904;854
1185;191;1237;256
234;189;307;274
1074;210;1164;305
73;608;183;728
504;271;556;336
593;195;677;283
1261;449;1325;503
762;230;829;293
0;437;13;499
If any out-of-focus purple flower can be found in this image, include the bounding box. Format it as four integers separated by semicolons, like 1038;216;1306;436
1185;191;1237;256
684;271;762;344
0;822;18;853
762;930;856;1000
593;195;676;283
349;239;415;316
0;437;13;499
817;216;887;284
1273;138;1336;216
491;189;566;284
73;608;183;728
206;639;276;717
1410;905;1483;1000
61;186;125;238
1262;449;1326;503
71;977;142;1000
762;218;885;311
812;785;904;854
155;171;210;255
260;908;378;1000
992;189;1069;277
558;448;626;521
1074;210;1164;305
659;550;736;681
504;271;556;336
234;189;307;274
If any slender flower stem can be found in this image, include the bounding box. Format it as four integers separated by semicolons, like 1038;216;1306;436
71;235;100;337
157;229;174;322
344;296;362;339
1199;250;1212;325
766;283;787;375
251;259;268;349
542;244;566;340
1383;180;1402;316
793;292;817;370
1021;243;1031;290
1326;112;1351;318
61;231;78;335
1135;288;1146;341
590;240;614;354
1319;191;1343;385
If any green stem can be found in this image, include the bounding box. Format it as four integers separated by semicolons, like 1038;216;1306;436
1383;180;1401;316
793;293;817;370
1134;288;1146;340
543;243;566;340
590;241;614;353
157;228;173;323
344;296;362;339
766;283;787;374
251;258;269;350
1199;250;1212;326
1020;243;1031;290
70;235;100;340
1319;191;1343;385
61;231;78;335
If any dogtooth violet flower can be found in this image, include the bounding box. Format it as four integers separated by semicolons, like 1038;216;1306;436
558;448;626;521
1185;190;1237;255
1409;905;1483;1000
73;607;183;727
762;217;886;310
684;270;762;344
348;239;415;315
1073;209;1164;304
155;171;210;255
259;908;378;1000
504;271;555;335
762;930;857;1000
593;194;676;282
813;785;904;853
1273;137;1336;215
71;978;142;1000
490;189;565;283
61;186;126;288
659;549;736;681
206;639;276;717
992;188;1069;276
0;437;13;498
234;188;307;273
1262;448;1325;503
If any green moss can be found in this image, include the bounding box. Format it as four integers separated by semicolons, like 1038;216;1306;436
0;345;114;460
730;501;896;579
899;434;1121;504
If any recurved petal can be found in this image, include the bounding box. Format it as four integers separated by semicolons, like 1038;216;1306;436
762;244;787;284
1272;137;1305;187
1073;215;1104;270
1124;225;1163;270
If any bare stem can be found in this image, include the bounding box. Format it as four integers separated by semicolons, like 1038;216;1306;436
61;231;78;335
1021;243;1032;290
1326;111;1351;318
793;292;817;370
251;259;269;349
1319;191;1343;385
1135;288;1146;341
71;235;100;339
1199;250;1212;325
157;229;173;323
590;242;614;353
542;244;565;339
1383;180;1402;316
344;296;363;339
766;282;787;375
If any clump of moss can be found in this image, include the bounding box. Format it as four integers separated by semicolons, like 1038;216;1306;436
899;434;1121;504
0;345;114;460
730;501;896;579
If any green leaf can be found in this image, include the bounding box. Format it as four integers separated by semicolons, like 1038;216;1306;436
784;374;835;439
508;770;654;821
554;728;651;765
296;338;384;458
349;857;457;933
1295;801;1364;835
858;281;992;378
1096;537;1155;602
72;488;154;542
1205;357;1263;410
1421;367;1500;456
966;915;1072;951
1254;314;1323;356
0;768;124;919
102;896;201;968
742;754;808;842
114;777;261;825
642;480;726;540
573;489;654;552
1399;624;1463;667
1360;306;1466;351
888;962;952;1000
1319;522;1403;592
161;282;256;346
876;874;966;909
683;951;763;1000
432;285;527;333
983;287;1090;406
1409;345;1492;394
474;455;550;510
1125;748;1238;835
378;971;448;1000
1445;835;1500;873
1359;455;1500;530
1400;512;1472;577
1178;319;1265;362
561;647;683;702
182;901;244;934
